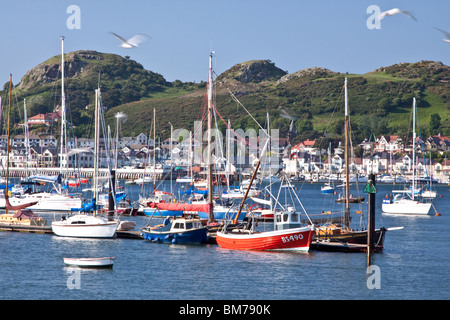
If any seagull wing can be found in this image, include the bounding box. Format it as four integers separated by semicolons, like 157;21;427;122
435;27;450;40
110;32;129;44
399;10;417;21
279;109;298;121
381;8;417;21
127;33;150;46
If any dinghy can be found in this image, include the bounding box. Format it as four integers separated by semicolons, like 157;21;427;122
63;257;116;268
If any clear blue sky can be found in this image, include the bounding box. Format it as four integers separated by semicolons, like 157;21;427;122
0;0;449;84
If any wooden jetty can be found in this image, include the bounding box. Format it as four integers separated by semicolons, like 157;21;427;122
0;224;54;234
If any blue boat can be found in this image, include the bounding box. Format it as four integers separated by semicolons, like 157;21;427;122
196;207;247;221
321;184;334;194
141;218;208;244
143;208;184;217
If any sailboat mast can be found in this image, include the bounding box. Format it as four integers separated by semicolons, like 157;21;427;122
23;99;30;174
5;75;12;214
60;36;66;177
153;108;156;186
94;89;99;215
412;97;416;200
344;78;350;217
207;52;214;222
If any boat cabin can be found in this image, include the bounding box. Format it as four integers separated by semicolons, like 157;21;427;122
274;207;302;231
171;219;204;232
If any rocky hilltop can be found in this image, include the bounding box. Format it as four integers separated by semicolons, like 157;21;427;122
2;53;449;141
217;59;287;83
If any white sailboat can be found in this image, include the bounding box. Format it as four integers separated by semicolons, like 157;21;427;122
321;142;334;194
0;37;83;211
382;98;432;215
52;85;119;238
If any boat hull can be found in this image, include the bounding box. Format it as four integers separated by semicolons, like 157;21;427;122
382;200;432;215
64;257;115;268
141;227;208;244
52;215;119;238
143;208;184;217
0;194;82;211
321;187;334;194
215;226;314;252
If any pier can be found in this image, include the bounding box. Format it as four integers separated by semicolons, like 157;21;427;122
0;167;242;183
0;167;167;180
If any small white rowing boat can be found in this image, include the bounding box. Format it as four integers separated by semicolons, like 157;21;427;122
63;257;116;268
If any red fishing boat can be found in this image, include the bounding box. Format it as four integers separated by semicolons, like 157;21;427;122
216;143;315;252
216;227;314;251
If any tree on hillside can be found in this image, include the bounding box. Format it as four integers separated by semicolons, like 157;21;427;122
429;113;441;135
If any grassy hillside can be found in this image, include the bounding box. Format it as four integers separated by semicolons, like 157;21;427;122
2;53;449;145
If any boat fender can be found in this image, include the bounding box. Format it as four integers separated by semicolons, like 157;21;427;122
172;238;178;244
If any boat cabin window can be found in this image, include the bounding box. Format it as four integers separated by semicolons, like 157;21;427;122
283;214;289;222
173;222;184;229
185;222;193;229
71;221;86;224
276;214;282;223
291;212;299;222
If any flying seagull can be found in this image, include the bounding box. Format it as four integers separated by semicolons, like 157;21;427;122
435;28;450;43
279;108;298;121
379;8;417;21
110;32;149;48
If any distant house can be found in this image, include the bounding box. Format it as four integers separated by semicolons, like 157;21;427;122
77;138;95;149
36;147;59;167
375;135;403;153
136;133;148;145
61;148;95;168
27;112;61;126
426;134;450;152
39;134;58;148
291;139;316;154
362;152;389;174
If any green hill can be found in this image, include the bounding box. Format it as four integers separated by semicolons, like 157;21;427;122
2;52;449;144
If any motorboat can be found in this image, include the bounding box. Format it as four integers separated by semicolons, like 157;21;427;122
141;218;208;244
52;214;119;238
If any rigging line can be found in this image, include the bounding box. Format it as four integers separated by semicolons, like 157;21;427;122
211;101;230;190
318;86;344;146
98;91;118;211
213;70;267;135
212;102;262;151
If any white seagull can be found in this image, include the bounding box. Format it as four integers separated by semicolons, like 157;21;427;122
435;28;450;43
379;8;417;21
110;32;149;48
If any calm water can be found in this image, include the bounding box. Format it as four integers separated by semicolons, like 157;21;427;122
0;180;449;300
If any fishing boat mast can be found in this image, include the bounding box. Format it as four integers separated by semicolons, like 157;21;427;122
207;52;215;224
344;78;350;228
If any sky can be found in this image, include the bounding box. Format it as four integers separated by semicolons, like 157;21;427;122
0;0;449;85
